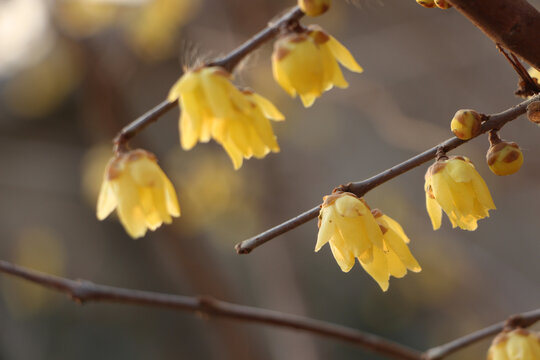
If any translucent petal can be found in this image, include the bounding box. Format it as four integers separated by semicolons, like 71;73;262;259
386;249;407;279
129;157;164;187
471;171;496;210
316;208;335;251
334;216;372;256
329;241;355;272
327;35;363;73
382;214;410;243
250;111;280;151
272;58;297;97
113;175;147;238
96;179;117;220
250;93;285;121
163;175;181;217
426;194;442;230
384;230;421;272
446;159;474;183
300;93;317;108
221;138;244;170
202;72;238;120
178;91;205;150
359;246;389;291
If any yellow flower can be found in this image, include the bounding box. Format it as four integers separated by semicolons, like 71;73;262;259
299;0;331;16
415;0;451;9
168;66;284;169
425;156;495;231
272;26;363;107
488;328;540;360
97;149;180;238
316;192;421;291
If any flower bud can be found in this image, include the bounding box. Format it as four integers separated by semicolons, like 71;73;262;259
486;141;524;176
416;0;436;8
527;101;540;125
299;0;331;16
450;109;482;140
487;328;540;360
435;0;452;9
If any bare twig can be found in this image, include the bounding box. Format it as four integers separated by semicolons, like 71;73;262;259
0;260;421;360
423;308;540;360
113;6;304;150
447;0;540;70
235;94;540;254
1;260;538;360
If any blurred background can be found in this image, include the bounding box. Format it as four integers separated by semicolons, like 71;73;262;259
1;0;539;359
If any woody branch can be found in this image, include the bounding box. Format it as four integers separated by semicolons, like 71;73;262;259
235;94;540;254
0;260;538;360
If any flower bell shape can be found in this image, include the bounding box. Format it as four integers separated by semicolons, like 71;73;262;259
316;192;420;291
487;328;540;360
298;0;331;16
168;66;284;169
487;141;524;176
97;149;180;238
425;156;495;231
272;26;363;107
450;109;482;140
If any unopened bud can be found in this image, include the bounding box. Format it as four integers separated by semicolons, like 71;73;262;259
299;0;331;16
487;141;524;176
527;101;540;124
416;0;435;8
451;109;482;140
434;0;452;9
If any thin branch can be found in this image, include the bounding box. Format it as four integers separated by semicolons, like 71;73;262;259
235;94;540;254
0;260;421;360
447;0;540;70
1;260;539;360
423;308;540;360
113;6;304;150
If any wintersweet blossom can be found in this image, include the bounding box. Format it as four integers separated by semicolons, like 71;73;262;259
487;328;540;360
97;149;180;238
168;66;284;169
316;192;420;291
425;156;495;231
272;26;363;107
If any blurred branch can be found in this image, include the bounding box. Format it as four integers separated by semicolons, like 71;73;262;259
1;260;539;360
447;0;540;70
0;260;421;360
113;6;304;151
423;308;540;359
235;94;540;254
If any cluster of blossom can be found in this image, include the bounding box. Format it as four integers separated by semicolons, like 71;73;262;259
92;1;540;356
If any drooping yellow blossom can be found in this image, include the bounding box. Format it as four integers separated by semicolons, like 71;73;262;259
272;26;363;107
487;328;540;360
316;192;421;291
299;0;331;16
487;141;524;176
425;156;495;231
97;149;180;238
168;66;284;169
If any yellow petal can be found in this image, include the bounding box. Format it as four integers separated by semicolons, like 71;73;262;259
96;179;117;220
381;214;410;243
221;138;244;170
327;35;363;73
426;193;442;230
359;246;389;291
272;57;297;97
113;175;148;238
316;208;335;251
386;249;407;279
470;171;496;210
163;175;180;217
384;230;421;272
250;93;285;121
329;241;355;272
334;216;372;257
300;93;317;108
